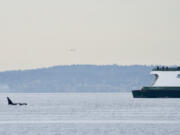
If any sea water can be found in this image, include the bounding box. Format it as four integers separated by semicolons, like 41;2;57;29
0;93;180;135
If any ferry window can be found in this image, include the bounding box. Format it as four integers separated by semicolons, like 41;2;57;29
177;74;180;78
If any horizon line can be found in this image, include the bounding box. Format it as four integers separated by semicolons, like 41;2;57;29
0;64;178;72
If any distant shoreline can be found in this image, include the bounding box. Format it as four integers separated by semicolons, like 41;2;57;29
0;65;154;92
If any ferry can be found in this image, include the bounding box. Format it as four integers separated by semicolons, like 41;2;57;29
132;66;180;98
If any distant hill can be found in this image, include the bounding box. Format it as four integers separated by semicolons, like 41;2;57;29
0;65;155;92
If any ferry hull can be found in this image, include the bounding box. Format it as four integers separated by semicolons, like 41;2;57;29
132;89;180;98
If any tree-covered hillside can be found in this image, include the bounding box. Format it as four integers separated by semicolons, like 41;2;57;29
0;65;154;92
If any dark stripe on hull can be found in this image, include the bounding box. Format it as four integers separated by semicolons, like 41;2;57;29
132;90;180;98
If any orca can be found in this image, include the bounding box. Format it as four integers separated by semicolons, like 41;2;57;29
7;97;27;106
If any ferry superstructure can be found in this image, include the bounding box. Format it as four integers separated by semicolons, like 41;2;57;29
132;67;180;98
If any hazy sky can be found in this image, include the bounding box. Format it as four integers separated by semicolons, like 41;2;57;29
0;0;180;71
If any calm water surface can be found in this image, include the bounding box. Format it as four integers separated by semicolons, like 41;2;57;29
0;93;180;135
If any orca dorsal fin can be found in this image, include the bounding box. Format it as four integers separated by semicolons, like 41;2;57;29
7;97;14;105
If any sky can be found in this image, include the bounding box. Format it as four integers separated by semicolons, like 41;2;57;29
0;0;180;71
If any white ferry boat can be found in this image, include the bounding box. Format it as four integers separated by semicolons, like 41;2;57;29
132;66;180;98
